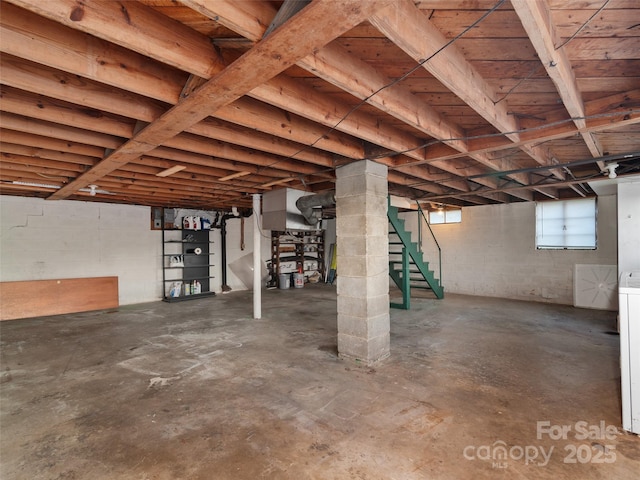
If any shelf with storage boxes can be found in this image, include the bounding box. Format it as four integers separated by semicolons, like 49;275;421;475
269;230;325;288
162;215;216;302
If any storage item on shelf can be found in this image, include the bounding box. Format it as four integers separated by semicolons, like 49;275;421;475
269;230;325;289
162;225;215;302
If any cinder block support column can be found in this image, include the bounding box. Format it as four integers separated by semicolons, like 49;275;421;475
335;160;390;364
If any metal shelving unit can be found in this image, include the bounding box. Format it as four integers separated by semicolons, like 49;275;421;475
162;227;216;302
270;230;325;288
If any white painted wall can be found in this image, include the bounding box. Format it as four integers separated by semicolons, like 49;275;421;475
0;196;272;307
221;213;272;292
0;196;160;305
401;195;618;305
618;181;640;274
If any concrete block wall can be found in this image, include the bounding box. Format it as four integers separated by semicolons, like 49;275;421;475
0;196;270;306
0;196;159;305
400;195;617;305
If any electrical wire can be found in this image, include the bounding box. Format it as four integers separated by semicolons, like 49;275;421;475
273;108;639;190
255;0;507;175
369;109;640;162
415;169;619;202
493;63;543;105
496;0;611;105
243;0;634;198
555;0;611;50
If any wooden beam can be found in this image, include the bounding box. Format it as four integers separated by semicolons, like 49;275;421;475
0;53;170;124
0;128;106;158
0;4;365;163
261;47;533;187
512;0;604;164
0;87;350;178
419;176;602;202
0;142;265;190
1;144;94;168
370;0;517;135
1;87;306;179
181;0;275;42
4;0;227;78
251;74;432;164
299;43;467;153
0;152;86;177
183;0;533;201
1;0;527;203
162;135;329;178
47;0;392;199
215;96;365;159
0;135;100;162
369;0;564;181
0;3;185;104
0;105;329;182
395;90;640;168
0;85;135;138
193;0;532;202
1;112;123;149
0;55;338;168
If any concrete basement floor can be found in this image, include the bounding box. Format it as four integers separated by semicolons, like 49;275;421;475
1;285;639;480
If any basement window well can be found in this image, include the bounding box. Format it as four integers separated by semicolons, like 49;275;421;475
536;198;596;250
429;208;461;225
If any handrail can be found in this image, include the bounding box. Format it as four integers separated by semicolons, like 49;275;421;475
416;202;442;285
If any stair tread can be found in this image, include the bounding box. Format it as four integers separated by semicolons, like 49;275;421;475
388;204;444;300
390;259;429;265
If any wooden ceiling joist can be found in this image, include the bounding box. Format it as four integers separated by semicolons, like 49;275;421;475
0;0;637;208
512;0;604;166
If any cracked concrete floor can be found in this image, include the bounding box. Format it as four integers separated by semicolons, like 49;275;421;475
1;285;639;479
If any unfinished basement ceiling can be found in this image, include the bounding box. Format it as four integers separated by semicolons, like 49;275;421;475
0;0;639;210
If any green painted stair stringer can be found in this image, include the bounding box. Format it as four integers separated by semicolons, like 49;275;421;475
388;204;444;300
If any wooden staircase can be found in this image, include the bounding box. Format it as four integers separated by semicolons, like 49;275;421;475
388;201;444;309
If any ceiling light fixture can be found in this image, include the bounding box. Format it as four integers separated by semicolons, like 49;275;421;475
11;181;60;189
156;165;187;177
79;185;116;196
603;163;619;179
219;171;251;182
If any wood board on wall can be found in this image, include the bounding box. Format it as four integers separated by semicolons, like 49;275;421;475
0;277;119;321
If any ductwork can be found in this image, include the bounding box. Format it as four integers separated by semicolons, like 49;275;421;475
296;191;335;225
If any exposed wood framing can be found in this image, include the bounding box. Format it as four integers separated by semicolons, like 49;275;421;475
0;0;637;209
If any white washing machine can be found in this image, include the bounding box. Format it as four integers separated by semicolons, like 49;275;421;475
619;271;640;434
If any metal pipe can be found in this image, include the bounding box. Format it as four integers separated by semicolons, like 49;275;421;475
219;210;252;293
219;213;236;293
220;216;230;292
467;151;640;180
296;191;336;225
253;194;262;320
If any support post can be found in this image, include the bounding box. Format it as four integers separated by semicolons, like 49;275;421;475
336;160;390;364
253;193;262;319
401;247;411;310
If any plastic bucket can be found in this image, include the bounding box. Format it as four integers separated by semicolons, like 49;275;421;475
293;272;304;288
278;274;290;289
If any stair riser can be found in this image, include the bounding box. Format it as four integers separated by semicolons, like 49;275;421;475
388;204;443;299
